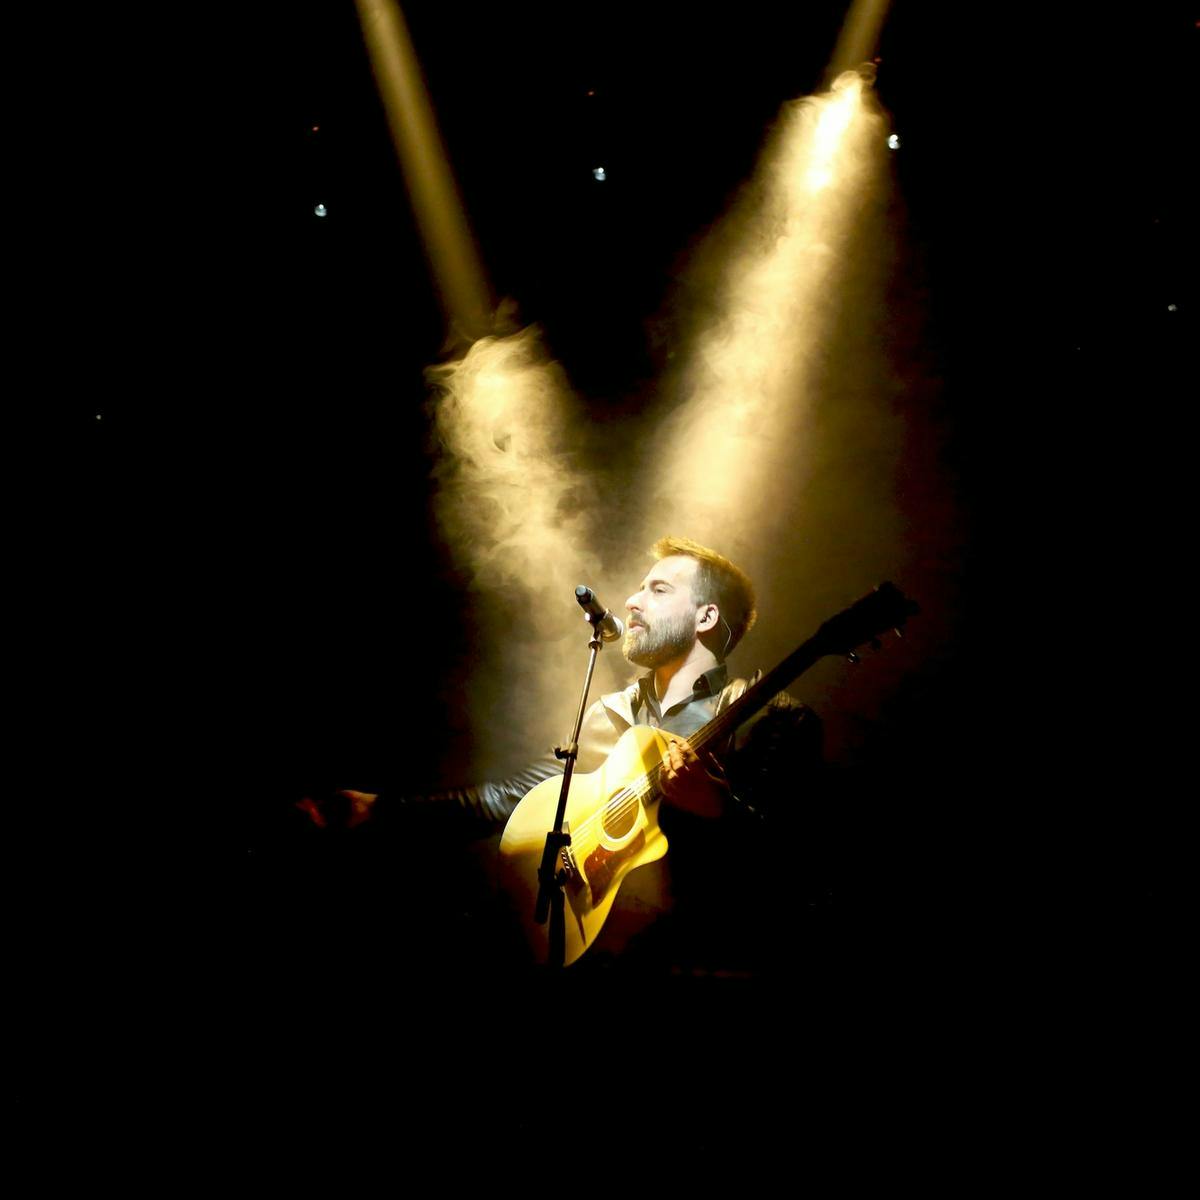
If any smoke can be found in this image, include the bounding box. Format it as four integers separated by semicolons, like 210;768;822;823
428;327;586;596
426;326;628;774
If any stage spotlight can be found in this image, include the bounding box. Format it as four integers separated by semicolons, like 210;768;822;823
314;203;328;217
593;167;607;181
887;134;900;150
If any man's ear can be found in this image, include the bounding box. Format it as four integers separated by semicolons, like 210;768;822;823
697;604;718;632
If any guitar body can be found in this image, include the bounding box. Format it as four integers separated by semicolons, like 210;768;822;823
496;581;918;967
498;725;677;967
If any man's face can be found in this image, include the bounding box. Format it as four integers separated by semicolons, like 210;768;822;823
623;555;706;669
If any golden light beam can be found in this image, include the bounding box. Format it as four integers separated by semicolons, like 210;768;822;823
825;0;893;85
641;69;889;557
354;0;492;341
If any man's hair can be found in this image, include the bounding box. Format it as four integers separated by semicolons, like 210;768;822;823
651;535;757;660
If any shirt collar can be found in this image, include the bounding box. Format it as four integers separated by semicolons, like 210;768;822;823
637;662;728;707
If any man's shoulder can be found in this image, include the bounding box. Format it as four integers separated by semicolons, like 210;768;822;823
593;680;641;725
720;671;820;721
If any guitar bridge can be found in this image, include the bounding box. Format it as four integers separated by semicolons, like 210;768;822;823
558;823;585;894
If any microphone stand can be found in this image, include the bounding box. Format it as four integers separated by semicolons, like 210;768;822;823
533;613;609;968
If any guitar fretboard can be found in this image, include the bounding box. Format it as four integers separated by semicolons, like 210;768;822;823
600;581;915;817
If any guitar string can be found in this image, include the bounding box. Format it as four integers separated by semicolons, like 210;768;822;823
554;734;716;951
557;612;902;919
568;734;677;844
571;631;885;853
566;770;656;859
568;775;653;854
566;734;717;862
565;645;816;855
566;664;751;855
565;724;734;857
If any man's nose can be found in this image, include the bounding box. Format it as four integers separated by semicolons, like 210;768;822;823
625;592;641;612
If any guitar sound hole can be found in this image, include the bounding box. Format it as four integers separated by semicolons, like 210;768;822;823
602;792;639;839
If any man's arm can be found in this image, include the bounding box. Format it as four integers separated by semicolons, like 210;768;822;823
298;753;565;838
724;692;824;821
296;693;819;834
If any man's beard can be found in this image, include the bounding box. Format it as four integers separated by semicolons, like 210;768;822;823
623;609;696;669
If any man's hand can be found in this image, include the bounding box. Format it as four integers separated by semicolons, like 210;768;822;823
296;789;379;830
659;737;728;819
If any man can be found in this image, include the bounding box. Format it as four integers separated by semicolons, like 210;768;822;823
308;536;814;828
302;536;823;969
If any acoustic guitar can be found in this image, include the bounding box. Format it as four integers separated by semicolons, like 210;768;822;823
498;582;918;965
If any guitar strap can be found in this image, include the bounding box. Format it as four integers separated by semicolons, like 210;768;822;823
706;667;762;764
713;667;762;719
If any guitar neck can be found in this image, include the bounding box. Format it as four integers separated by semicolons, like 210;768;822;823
637;582;915;799
686;636;827;761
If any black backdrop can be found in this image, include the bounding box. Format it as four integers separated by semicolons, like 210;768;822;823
48;1;1190;1156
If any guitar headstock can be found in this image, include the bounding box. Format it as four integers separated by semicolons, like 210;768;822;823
815;582;919;660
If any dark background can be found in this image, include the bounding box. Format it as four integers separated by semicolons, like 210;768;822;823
47;0;1192;1151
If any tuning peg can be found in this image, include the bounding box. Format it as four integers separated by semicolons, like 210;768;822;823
893;626;904;639
847;651;860;664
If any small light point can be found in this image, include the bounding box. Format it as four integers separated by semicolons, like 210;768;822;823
314;203;328;217
593;167;606;181
887;134;900;150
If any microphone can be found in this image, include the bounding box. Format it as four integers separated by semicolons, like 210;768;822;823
575;586;625;642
